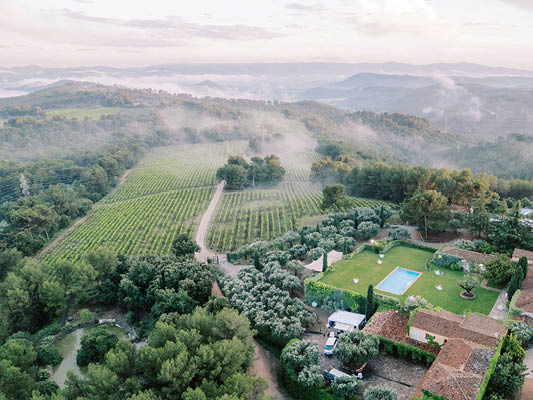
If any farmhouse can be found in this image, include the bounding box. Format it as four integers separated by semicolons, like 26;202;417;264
415;338;496;400
327;310;366;335
366;309;506;400
512;248;533;266
408;308;506;348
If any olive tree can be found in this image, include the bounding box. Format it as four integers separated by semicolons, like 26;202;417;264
334;330;379;369
357;221;379;240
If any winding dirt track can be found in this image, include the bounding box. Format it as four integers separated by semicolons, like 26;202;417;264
195;181;289;399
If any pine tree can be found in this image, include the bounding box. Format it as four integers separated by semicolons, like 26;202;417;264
366;284;376;320
253;252;262;270
322;252;328;272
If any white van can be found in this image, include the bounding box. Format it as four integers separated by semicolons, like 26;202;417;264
324;336;338;356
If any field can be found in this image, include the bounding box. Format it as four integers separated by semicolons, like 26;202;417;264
207;150;394;252
319;246;500;315
45;107;120;119
42;141;245;264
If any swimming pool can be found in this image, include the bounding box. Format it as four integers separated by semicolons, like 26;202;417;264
376;267;421;295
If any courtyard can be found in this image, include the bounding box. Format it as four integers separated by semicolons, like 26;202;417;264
318;245;500;315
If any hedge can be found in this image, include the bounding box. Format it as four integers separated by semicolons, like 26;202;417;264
431;252;462;268
305;280;401;314
508;289;523;315
279;339;342;400
383;240;437;254
378;336;437;367
421;389;449;400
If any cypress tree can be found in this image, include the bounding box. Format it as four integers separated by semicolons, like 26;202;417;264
520;256;529;279
322;252;328;272
366;284;376;320
253;252;261;270
300;230;306;245
316;223;320;233
508;265;524;300
379;205;385;228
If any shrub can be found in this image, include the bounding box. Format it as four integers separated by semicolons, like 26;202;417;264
357;222;379;240
76;326;119;366
364;386;398;400
331;375;358;399
483;254;515;286
404;296;431;312
449;262;463;271
388;226;410;241
432;252;462;268
37;336;63;366
334;330;379;370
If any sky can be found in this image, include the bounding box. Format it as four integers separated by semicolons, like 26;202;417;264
2;0;533;68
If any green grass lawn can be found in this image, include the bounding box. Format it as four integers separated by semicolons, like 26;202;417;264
319;246;500;315
46;107;120;119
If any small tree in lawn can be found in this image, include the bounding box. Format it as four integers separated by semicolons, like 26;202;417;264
334;330;379;370
366;284;376;320
171;234;200;258
322;252;328;272
457;275;480;298
364;386;398;400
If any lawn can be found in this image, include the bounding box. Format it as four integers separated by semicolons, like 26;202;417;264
319;246;500;315
46;107;120;119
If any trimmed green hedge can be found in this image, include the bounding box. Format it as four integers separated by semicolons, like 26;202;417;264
421;389;449;400
378;336;436;367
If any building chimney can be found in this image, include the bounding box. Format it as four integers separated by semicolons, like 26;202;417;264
459;363;464;373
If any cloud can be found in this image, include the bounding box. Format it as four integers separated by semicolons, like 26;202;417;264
498;0;533;11
286;3;326;13
344;0;452;37
62;9;281;41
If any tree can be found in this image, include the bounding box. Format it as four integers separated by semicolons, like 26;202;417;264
280;340;322;388
467;203;490;238
487;207;533;254
331;375;359;399
457;275;479;298
487;352;527;398
321;184;347;210
483;254;515;286
307;247;325;261
400;190;450;241
378;205;393;228
366;284;376;320
76;326;119;366
364;386;398;400
449;218;461;233
0;359;34;400
217;164;248;190
508;265;524;300
171;234;200;258
519;256;529;279
334;330;379;369
388;226;410;241
357;221;379;240
322;252;328;272
253;252;261;270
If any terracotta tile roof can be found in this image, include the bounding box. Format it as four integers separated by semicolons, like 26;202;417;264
512;249;533;264
411;309;505;348
521;273;533;292
416;338;495;400
363;310;439;354
450;204;471;213
440;248;495;264
516;290;533;314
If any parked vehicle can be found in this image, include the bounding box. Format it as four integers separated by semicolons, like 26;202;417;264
324;336;337;356
323;368;351;383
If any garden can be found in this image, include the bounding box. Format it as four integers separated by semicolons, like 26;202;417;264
318;244;500;315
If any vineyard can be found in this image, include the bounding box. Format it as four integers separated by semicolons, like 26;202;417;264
207;183;393;252
42;141;246;264
207;147;394;252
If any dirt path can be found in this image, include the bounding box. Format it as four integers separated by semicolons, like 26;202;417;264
194;180;225;262
249;340;290;400
38;167;134;258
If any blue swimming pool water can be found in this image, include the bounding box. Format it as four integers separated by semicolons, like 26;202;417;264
376;268;421;295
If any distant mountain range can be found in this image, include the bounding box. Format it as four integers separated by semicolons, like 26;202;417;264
2;62;533;139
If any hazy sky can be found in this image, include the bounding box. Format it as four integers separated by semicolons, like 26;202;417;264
2;0;533;68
